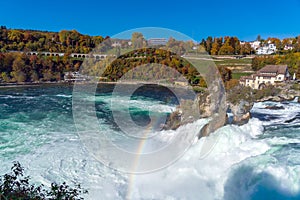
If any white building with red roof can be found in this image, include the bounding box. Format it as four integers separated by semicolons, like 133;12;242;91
239;65;290;89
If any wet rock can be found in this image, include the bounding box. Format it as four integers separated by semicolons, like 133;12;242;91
163;110;182;130
265;105;285;110
285;117;297;123
229;100;253;125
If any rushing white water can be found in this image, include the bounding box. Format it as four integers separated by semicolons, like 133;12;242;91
127;100;300;200
1;86;300;200
128;119;268;199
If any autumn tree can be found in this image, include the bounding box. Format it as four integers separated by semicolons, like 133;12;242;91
240;42;252;55
11;54;27;82
294;36;300;52
210;37;223;55
205;36;213;54
131;32;144;49
211;42;219;55
218;37;234;55
218;44;234;55
7;30;24;43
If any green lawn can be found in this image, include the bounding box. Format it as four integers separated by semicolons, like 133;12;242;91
232;72;252;79
213;58;253;65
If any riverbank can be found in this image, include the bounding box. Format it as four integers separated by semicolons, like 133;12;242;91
0;81;77;89
0;80;198;91
165;83;300;133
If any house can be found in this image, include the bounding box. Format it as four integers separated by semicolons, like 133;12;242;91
111;41;121;47
147;38;167;46
239;65;290;89
240;41;246;46
64;72;89;82
284;44;294;51
249;40;261;50
256;42;277;55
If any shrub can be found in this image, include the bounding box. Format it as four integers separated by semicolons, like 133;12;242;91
0;162;88;200
225;79;239;90
227;85;281;104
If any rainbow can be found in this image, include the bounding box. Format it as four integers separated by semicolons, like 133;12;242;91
126;116;162;199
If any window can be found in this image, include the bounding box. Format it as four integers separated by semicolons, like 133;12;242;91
278;77;281;80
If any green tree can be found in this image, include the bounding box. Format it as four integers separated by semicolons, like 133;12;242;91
59;30;69;46
1;72;10;82
205;36;213;54
7;30;23;43
256;34;261;41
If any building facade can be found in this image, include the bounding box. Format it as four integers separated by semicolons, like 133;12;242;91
249;40;261;50
64;72;89;82
284;44;294;51
147;38;167;46
239;65;290;89
256;43;277;55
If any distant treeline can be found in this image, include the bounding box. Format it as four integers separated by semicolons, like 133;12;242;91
252;52;300;76
0;52;82;82
2;26;299;86
98;48;231;86
0;26;107;53
0;48;232;86
1;26;300;56
199;36;300;55
200;36;253;55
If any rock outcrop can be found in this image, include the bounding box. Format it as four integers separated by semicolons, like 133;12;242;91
165;84;300;134
229;100;253;125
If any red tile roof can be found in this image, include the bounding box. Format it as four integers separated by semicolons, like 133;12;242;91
239;65;289;81
258;65;288;75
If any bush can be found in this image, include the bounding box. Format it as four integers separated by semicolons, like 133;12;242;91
0;162;88;200
225;79;239;90
227;85;281;104
291;83;300;90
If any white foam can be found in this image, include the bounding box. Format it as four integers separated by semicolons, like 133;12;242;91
2;95;300;200
56;94;72;98
127;100;300;200
251;101;300;125
93;95;176;113
129;119;270;200
224;156;300;200
12;136;127;200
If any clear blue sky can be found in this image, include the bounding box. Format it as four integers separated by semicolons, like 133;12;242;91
1;0;299;41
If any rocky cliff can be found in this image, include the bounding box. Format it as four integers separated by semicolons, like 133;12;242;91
165;83;300;134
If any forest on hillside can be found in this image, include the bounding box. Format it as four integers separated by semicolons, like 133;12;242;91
0;26;299;88
0;26;108;53
252;53;300;76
